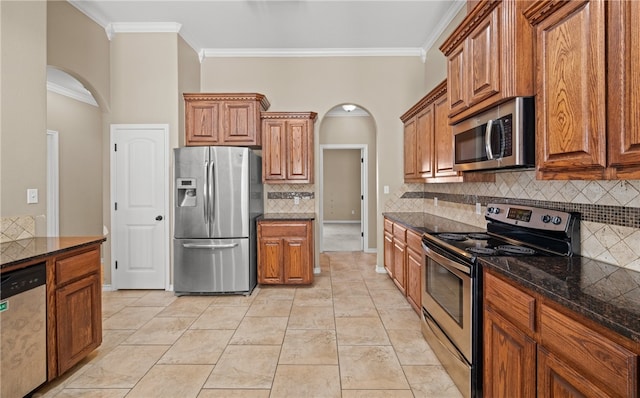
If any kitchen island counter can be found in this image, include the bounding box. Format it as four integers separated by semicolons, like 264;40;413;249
1;236;106;272
480;255;640;343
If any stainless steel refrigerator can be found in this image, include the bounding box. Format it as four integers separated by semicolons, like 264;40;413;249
173;146;263;295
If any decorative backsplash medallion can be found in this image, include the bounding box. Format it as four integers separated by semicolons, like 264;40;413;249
385;171;640;271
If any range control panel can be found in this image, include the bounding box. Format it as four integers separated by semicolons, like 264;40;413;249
485;203;573;232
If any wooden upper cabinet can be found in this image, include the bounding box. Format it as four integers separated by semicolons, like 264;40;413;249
401;80;495;183
261;112;317;184
607;0;640;179
441;0;534;124
184;93;270;147
526;0;640;180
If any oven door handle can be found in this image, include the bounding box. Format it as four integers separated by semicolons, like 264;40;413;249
423;243;471;276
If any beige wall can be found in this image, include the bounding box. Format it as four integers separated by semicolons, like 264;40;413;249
201;56;426;264
1;1;47;219
47;91;103;236
47;0;110;110
320;115;377;250
323;149;361;221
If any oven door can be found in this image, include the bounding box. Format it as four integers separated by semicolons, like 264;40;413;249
421;242;472;362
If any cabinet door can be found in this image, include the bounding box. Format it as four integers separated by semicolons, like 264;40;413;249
607;0;640;177
433;92;457;177
534;0;607;179
416;105;434;178
283;237;311;284
537;347;611;398
56;273;102;375
258;237;283;284
384;231;394;277
467;6;500;106
406;247;422;314
286;120;311;182
447;45;467;116
392;240;406;294
222;100;259;145
262;119;287;182
185;100;221;145
483;307;537;398
403;117;418;181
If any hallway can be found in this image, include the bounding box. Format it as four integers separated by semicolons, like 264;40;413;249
36;252;461;398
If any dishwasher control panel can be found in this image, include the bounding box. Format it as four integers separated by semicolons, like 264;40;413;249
1;262;46;300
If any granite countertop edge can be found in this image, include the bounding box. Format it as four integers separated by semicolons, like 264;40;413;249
479;256;640;344
1;236;107;271
382;212;485;235
260;213;316;221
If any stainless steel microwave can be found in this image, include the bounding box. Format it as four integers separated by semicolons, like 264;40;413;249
452;97;535;172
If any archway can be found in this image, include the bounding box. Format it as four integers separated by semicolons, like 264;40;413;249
318;104;377;253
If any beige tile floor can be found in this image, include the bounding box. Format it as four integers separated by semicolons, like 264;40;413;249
35;252;462;398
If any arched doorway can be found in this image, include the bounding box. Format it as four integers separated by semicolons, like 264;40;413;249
318;104;377;253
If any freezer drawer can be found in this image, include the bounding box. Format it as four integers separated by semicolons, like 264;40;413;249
174;238;254;295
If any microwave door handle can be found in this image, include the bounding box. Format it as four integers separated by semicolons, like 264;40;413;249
485;119;495;160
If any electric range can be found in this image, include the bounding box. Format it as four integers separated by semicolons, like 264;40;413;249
420;203;580;398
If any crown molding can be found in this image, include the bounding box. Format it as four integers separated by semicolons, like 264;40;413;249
105;22;182;40
421;0;467;58
47;82;99;107
201;47;424;59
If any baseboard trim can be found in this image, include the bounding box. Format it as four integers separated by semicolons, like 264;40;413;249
323;220;361;224
102;284;113;291
364;248;377;254
376;265;387;274
314;267;322;274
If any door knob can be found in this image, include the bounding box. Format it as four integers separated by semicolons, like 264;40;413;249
155;215;163;221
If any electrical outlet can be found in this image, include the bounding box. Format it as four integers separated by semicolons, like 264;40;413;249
351;210;355;215
27;188;38;204
294;196;300;205
476;202;482;214
384;185;389;194
434;197;438;207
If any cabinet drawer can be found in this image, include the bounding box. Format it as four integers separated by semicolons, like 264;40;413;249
384;218;394;233
484;272;535;333
393;224;407;241
406;229;423;253
259;221;309;238
540;304;637;397
56;248;100;286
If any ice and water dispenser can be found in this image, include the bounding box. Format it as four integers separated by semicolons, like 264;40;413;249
176;178;197;207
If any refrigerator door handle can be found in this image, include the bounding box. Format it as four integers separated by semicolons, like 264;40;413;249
209;161;216;226
182;243;239;249
203;160;209;229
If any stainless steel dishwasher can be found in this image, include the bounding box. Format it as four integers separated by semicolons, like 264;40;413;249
1;263;47;398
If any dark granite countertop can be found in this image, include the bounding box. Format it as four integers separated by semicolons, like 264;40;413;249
383;212;485;234
261;213;316;221
1;236;107;271
479;256;640;343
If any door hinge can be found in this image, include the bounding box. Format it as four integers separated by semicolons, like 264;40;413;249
115;261;118;270
114;202;118;211
114;143;117;151
361;158;364;163
361;232;364;237
361;195;364;200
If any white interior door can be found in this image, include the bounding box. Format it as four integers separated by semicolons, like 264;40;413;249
111;124;169;290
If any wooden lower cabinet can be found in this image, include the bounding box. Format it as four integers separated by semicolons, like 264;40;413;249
47;243;103;380
484;268;639;398
55;273;101;375
405;230;423;314
383;217;422;315
257;220;314;285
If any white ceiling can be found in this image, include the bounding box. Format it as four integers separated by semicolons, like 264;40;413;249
52;1;465;112
69;0;465;57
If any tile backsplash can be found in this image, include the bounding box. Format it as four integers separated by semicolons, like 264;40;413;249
385;171;640;271
1;216;36;242
265;184;315;213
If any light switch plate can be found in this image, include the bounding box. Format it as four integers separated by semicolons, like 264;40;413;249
27;188;38;204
